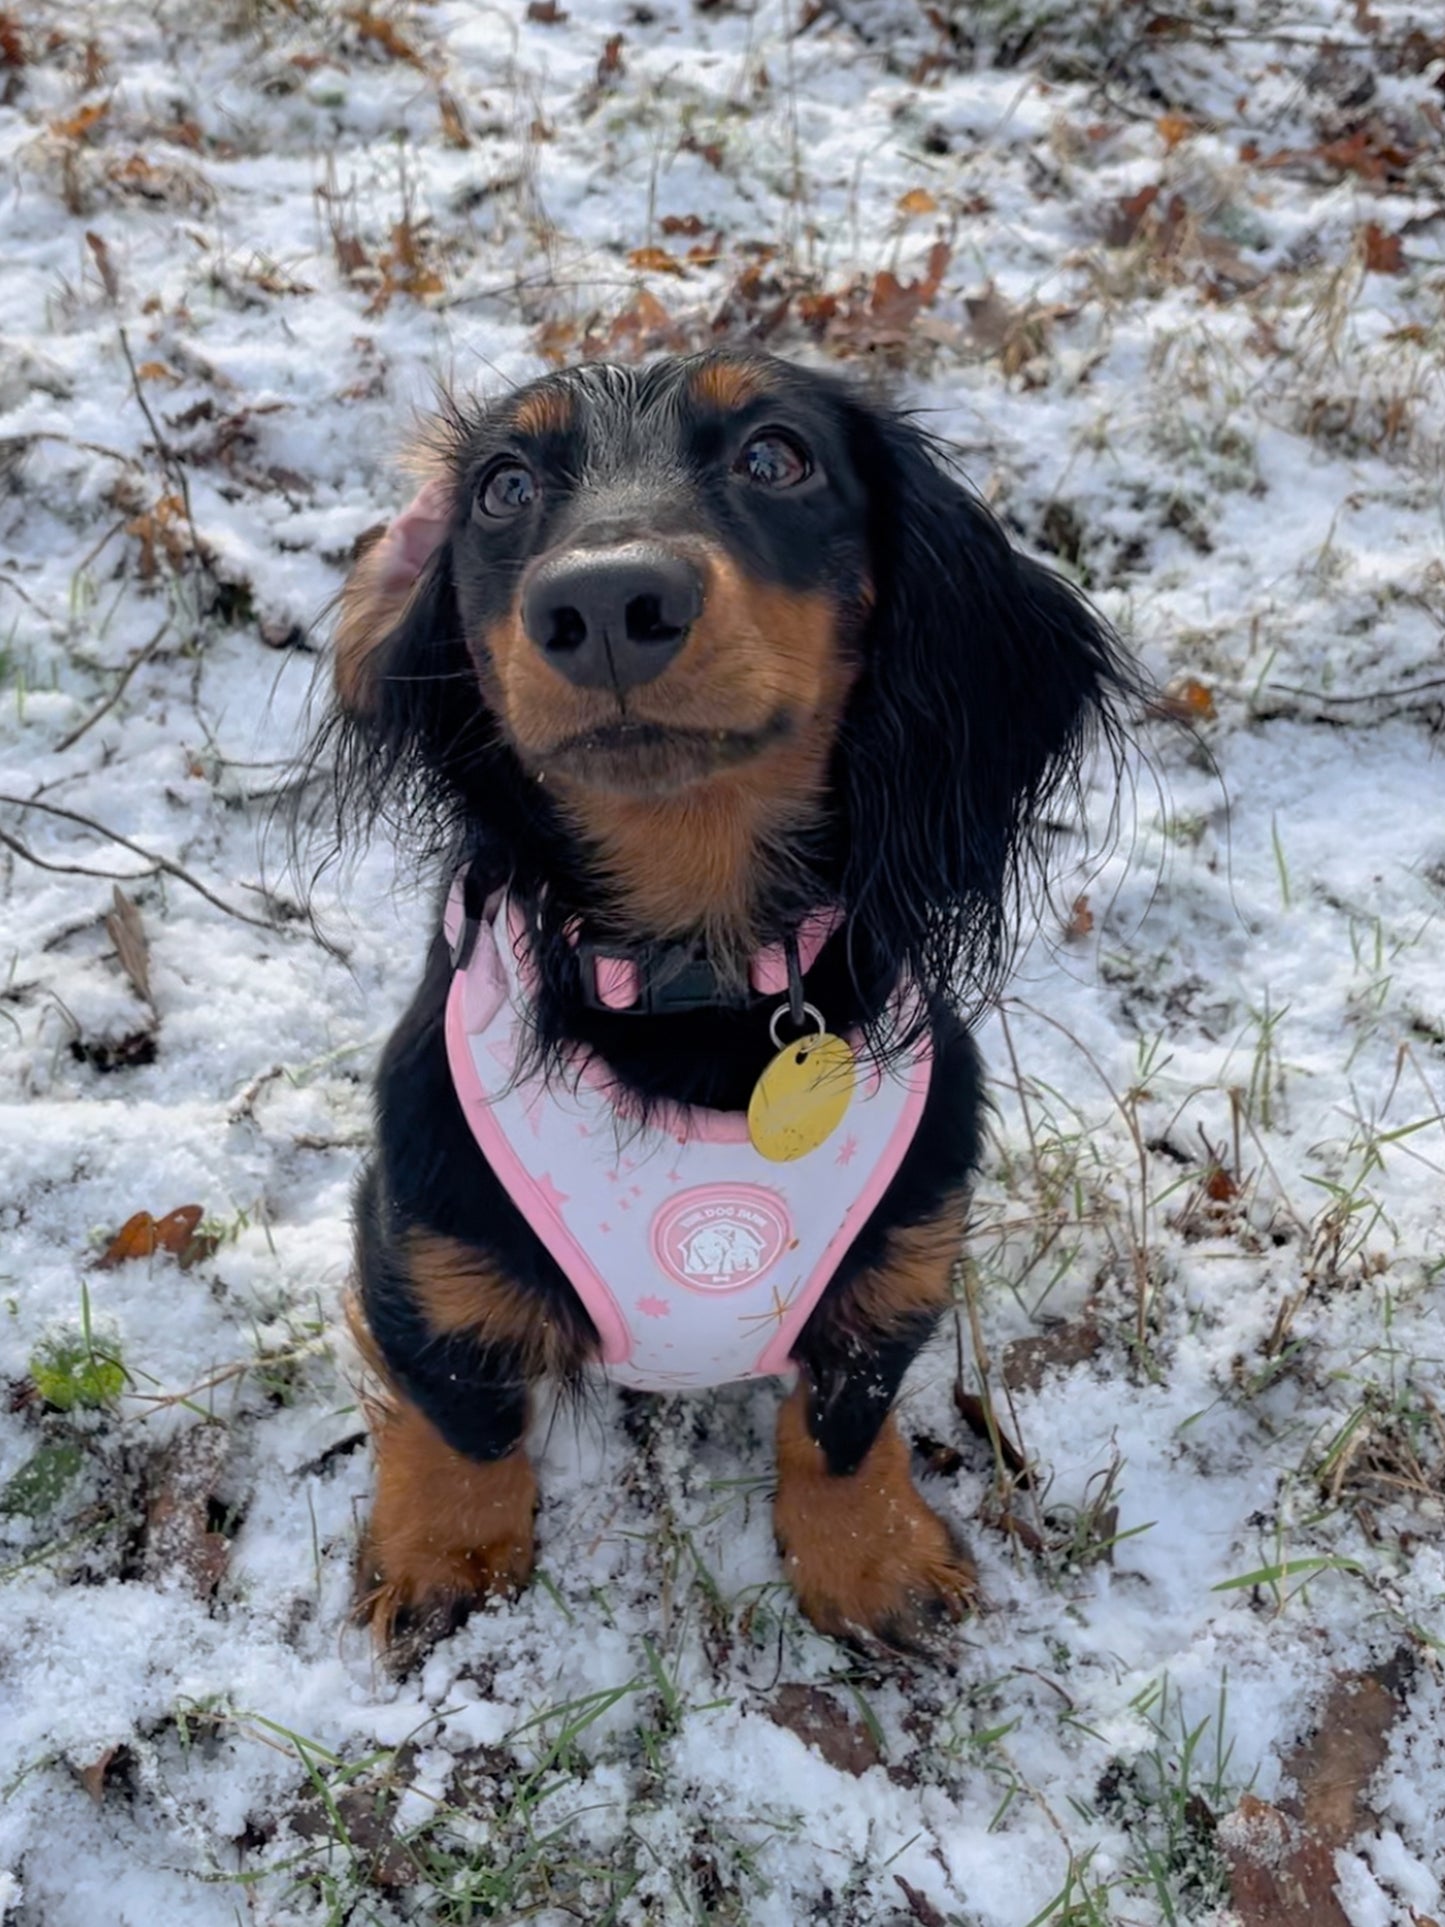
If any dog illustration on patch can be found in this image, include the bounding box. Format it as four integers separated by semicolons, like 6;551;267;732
681;1218;768;1282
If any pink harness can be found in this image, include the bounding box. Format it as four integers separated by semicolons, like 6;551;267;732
442;882;932;1391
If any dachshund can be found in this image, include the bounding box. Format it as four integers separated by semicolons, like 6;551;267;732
316;348;1135;1657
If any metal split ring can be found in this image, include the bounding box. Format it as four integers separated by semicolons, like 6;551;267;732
769;1001;826;1052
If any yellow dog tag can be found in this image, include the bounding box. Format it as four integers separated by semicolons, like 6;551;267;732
748;1007;855;1163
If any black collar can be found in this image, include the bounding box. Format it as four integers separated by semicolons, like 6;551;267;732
449;865;816;1022
574;933;770;1017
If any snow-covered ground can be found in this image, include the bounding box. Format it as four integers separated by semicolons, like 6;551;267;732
2;1;1443;1921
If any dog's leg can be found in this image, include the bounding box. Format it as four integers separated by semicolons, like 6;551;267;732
777;1205;977;1646
360;1383;537;1656
351;1206;556;1659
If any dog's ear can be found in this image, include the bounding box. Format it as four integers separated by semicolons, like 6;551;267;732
321;480;491;853
838;408;1137;1009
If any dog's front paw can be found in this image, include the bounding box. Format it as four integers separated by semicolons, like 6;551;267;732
357;1529;536;1670
356;1399;538;1669
775;1400;978;1650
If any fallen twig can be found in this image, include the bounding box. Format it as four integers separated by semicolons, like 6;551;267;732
0;792;282;933
54;618;172;754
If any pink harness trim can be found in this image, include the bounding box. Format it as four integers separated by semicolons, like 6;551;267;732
442;883;932;1389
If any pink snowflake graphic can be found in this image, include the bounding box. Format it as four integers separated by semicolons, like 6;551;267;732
637;1295;671;1319
835;1133;860;1167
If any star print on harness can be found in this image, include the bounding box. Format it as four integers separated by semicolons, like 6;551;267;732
443;872;933;1392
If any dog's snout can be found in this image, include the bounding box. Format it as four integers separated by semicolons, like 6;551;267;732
522;545;703;693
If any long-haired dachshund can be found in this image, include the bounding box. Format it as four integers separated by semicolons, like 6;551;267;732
319;349;1134;1657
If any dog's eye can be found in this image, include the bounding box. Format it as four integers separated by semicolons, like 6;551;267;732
735;431;811;490
476;462;536;520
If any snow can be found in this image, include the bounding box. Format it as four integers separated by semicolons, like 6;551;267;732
2;0;1444;1921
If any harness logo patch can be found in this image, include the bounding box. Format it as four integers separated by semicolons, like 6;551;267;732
651;1185;792;1294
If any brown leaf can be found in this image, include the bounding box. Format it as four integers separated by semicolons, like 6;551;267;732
682;133;725;171
153;1204;204;1257
334;233;369;278
97;1204;212;1269
1002;1322;1102;1392
897;187;938;217
765;1685;882;1775
437;88;470;148
1360;222;1404;272
1205;1162;1239;1202
1107;183;1161;246
0;13;26;67
894;1874;948;1926
291;1781;414;1887
1223;1662;1408;1927
97;1210;159;1268
527;0;568;16
77;1748;119;1804
84;229;119;301
954;1385;1032;1483
660;213;705;236
1151;674;1217;723
345;9;426;68
1156;112;1193;150
1064;895;1094;940
597;31;624;80
105;887;152;1005
912;1434;965;1475
627;245;687;276
602;287;682;358
143;1426;231;1597
51;100;109;141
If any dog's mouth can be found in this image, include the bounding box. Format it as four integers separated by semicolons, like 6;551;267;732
528;713;795;795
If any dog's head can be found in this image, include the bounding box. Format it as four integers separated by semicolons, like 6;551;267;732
324;349;1137;1008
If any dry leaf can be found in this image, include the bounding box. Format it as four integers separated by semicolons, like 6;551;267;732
527;0;568;18
77;1748;118;1805
1157;112;1193;149
105;888;152;1005
602;287;681;357
1223;1663;1407;1927
954;1384;1031;1482
1107;183;1162;246
0;13;25;67
897;186;938;216
1205;1162;1239;1202
1064;895;1094;940
153;1204;204;1257
765;1685;882;1776
51;100;109;141
912;1433;966;1475
627;245;686;277
97;1204;211;1269
84;229;119;300
97;1211;159;1268
1152;674;1217;723
437;88;470;148
894;1874;948;1927
597;32;624;80
345;9;425;68
682;133;725;170
143;1426;231;1597
660;212;705;237
1002;1322;1102;1392
1360;222;1404;272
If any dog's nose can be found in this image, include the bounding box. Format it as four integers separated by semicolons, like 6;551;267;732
522;545;703;692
